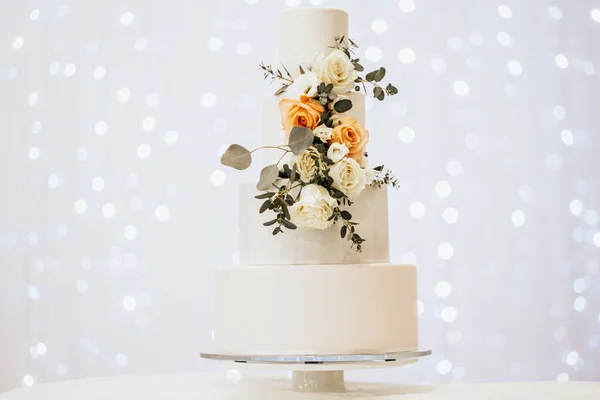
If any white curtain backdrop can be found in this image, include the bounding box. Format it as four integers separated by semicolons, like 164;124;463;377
1;0;599;393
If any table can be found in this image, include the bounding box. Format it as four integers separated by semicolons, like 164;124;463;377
1;374;599;399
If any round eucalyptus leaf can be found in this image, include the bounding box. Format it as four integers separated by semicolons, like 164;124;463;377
288;126;314;156
256;164;280;191
221;144;252;170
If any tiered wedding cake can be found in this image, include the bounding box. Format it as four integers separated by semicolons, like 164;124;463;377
213;8;417;356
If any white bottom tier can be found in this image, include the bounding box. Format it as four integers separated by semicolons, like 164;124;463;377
213;264;417;355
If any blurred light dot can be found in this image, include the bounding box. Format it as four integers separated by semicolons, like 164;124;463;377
207;37;223;51
133;37;148;51
592;9;600;22
137;143;152;159
409;202;425;219
64;63;76;77
30;121;41;135
116;353;128;367
437;359;452;375
13;36;25;49
23;375;34;387
139;292;152;306
58;5;70;16
123;225;137;240
7;67;18;79
430;57;446;73
28;92;39;106
27;232;38;246
94;121;108;136
116;88;131;102
446;159;463;176
553;105;566;120
165;130;179;145
29;346;39;359
398;126;415;143
573;278;586;294
435;181;452;198
27;285;40;300
36;342;47;355
442;207;459;224
441;306;458;322
398;0;415;13
561;129;573;146
236;41;252;55
145;93;160;108
447;329;462;344
56;223;68;237
76;147;88;162
33;260;44;273
583;62;595;76
202;93;217;108
566;351;579;366
417;300;424;315
120;12;134;26
508;60;522;75
47;174;59;188
557;373;569;382
570;199;583;216
76;279;88;294
155;205;170;221
30;9;40;20
210;169;227;186
453;80;470;96
92;177;105;192
549;6;563;19
469;32;485;46
371;19;388;34
28;147;40;160
57;364;68;376
555;54;569;69
437;242;454;260
573;296;587;312
511;210;526;226
123;295;137;311
93;66;106;80
572;227;585;243
435;281;452;298
446;37;462;51
464;133;479;150
365;46;382;62
584;210;599;226
142;117;156;132
498;5;512;18
518;185;533;201
398;48;416;64
496;31;513;46
49;62;60;75
102;203;116;218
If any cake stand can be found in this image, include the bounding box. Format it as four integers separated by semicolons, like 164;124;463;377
200;349;432;393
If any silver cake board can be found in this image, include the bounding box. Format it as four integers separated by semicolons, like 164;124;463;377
200;349;432;393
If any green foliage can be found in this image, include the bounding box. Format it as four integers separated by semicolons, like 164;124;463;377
220;144;252;170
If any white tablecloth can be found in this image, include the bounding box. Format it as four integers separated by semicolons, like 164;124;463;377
1;374;599;399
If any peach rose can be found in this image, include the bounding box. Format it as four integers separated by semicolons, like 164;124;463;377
329;118;369;162
278;94;324;138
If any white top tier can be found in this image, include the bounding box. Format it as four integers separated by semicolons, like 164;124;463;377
278;8;348;77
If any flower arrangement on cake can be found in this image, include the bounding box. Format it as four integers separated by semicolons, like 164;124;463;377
221;37;399;251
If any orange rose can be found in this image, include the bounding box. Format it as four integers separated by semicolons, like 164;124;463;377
329;118;369;162
278;94;324;138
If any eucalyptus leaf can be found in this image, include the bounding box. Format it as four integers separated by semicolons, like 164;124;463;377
288;126;314;155
256;164;280;191
365;69;378;81
282;219;297;230
299;65;305;75
334;99;353;113
373;67;386;82
386;83;398;95
373;86;385;101
341;225;347;238
263;219;277;226
221;144;252;170
274;84;289;96
259;199;271;214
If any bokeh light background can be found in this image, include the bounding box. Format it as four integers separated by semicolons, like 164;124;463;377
1;0;599;392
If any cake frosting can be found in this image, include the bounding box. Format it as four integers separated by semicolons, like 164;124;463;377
212;7;418;357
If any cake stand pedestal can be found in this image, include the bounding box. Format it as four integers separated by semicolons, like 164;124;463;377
200;349;431;393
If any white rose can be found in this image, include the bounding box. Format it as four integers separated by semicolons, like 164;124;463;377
327;142;349;163
313;125;333;142
289;184;336;230
314;49;357;93
287;71;320;98
328;157;367;199
294;146;321;183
